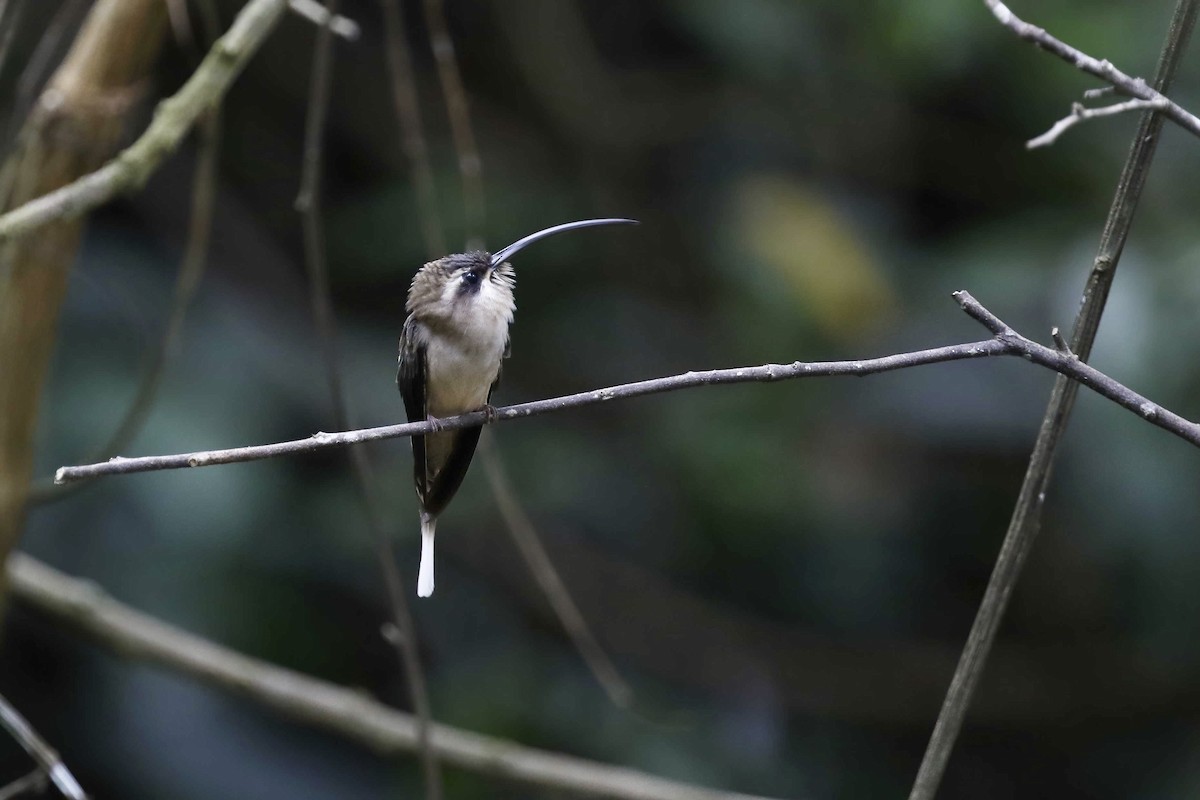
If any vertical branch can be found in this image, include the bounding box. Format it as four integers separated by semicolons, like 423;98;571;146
421;0;484;249
295;4;442;798
0;0;168;608
379;0;444;258
480;434;633;707
907;1;1200;798
0;693;86;800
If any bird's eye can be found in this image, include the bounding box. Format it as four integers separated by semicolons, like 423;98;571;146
461;270;481;286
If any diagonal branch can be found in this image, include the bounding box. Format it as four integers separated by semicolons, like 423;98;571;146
0;0;288;244
480;434;634;707
0;691;86;800
984;0;1200;141
0;769;47;800
909;3;1200;798
52;291;1200;485
8;552;786;800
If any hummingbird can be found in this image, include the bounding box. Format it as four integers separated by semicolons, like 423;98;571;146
397;218;637;597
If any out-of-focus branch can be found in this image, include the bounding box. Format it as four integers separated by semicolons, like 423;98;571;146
480;434;633;707
0;0;28;82
28;0;221;507
0;0;289;244
421;0;484;248
984;0;1200;142
8;553;786;800
0;692;86;800
289;0;359;40
0;0;168;608
295;4;441;797
29;107;221;506
0;769;46;800
53;291;1200;484
379;0;444;257
909;3;1199;799
0;0;89;164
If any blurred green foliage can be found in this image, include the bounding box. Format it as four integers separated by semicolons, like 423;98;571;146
4;0;1200;798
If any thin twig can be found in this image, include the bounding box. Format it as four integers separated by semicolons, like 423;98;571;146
0;692;86;800
378;0;444;257
908;3;1200;799
8;553;787;800
983;0;1200;141
421;0;484;248
295;5;441;797
0;0;289;243
288;0;359;41
480;434;634;707
53;291;1200;484
0;769;47;800
1027;98;1165;149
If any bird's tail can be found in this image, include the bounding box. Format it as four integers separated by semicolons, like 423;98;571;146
417;513;437;598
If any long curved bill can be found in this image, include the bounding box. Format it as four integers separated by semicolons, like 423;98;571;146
490;218;638;267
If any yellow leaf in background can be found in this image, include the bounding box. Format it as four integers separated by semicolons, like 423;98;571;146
734;176;895;340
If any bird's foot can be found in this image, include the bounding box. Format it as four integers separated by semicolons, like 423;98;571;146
481;404;499;424
426;413;446;433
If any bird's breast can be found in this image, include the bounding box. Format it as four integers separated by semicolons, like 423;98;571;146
425;332;505;416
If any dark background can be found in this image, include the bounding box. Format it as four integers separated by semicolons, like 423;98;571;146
5;0;1200;797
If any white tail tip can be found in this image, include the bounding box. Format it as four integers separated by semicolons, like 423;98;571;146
417;516;436;597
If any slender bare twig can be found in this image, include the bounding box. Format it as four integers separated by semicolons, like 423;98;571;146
0;769;47;800
289;0;359;41
8;553;786;800
480;434;634;707
0;692;86;800
0;0;288;244
908;3;1199;799
53;292;1200;484
1027;98;1165;149
379;0;444;257
421;0;484;248
295;5;442;797
983;0;1200;141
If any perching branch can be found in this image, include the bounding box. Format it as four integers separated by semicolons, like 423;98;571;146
984;0;1200;143
7;553;784;800
0;0;288;244
0;691;86;800
53;291;1200;485
909;3;1199;799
